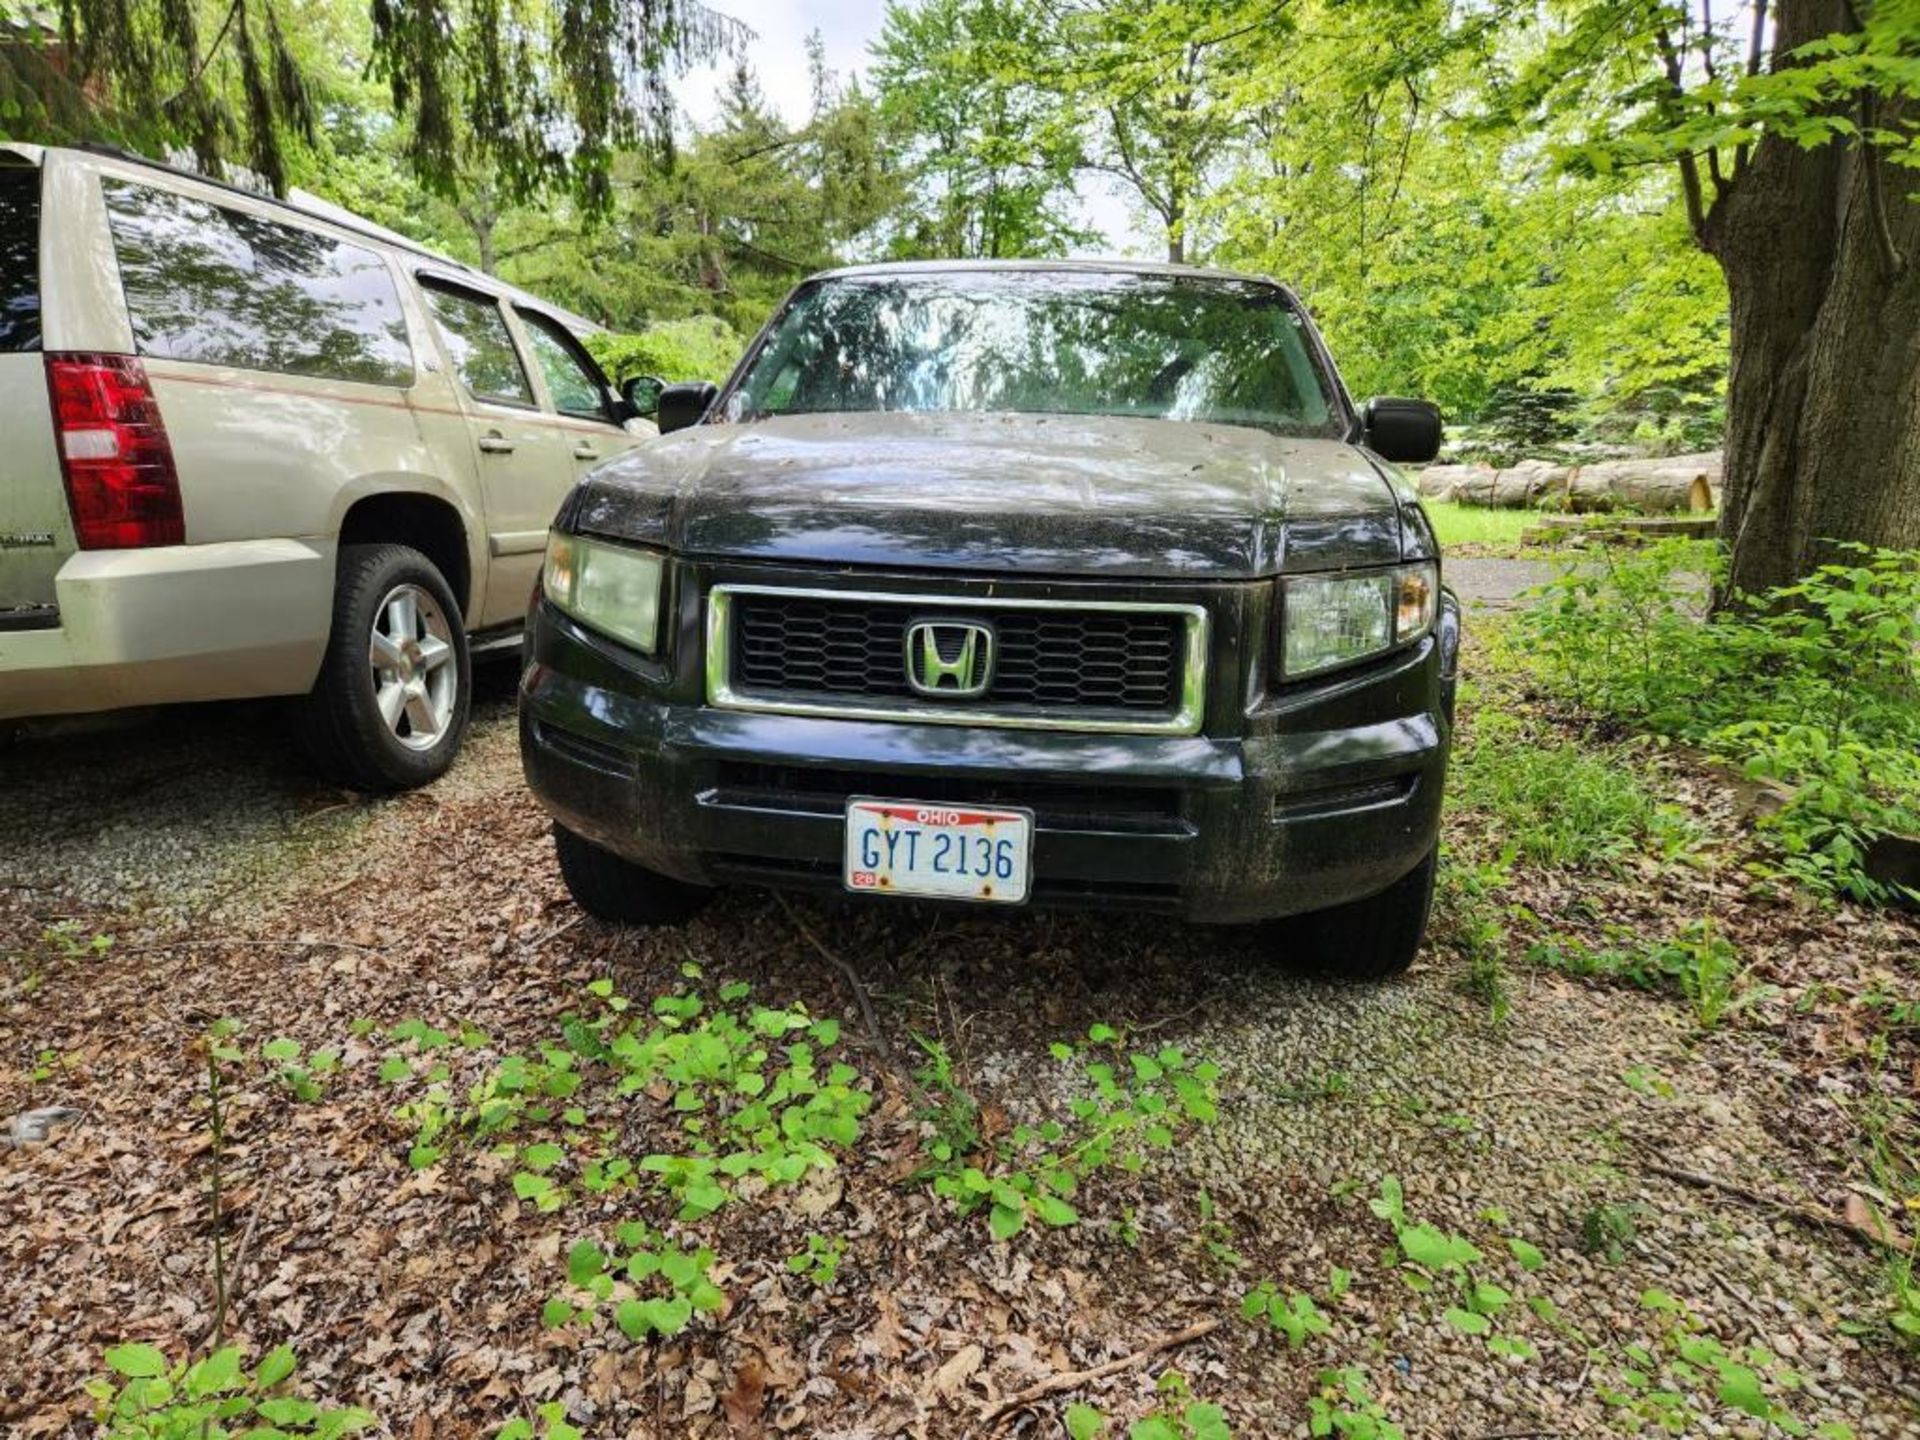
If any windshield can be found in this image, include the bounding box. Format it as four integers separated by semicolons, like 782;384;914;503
722;271;1344;438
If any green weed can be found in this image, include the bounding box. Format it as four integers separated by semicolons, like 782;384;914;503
916;1024;1220;1241
87;1343;374;1439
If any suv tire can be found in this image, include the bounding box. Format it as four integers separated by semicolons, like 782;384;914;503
1284;845;1436;981
295;543;472;792
553;824;713;926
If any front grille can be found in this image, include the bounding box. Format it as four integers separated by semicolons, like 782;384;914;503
710;586;1207;734
708;762;1191;835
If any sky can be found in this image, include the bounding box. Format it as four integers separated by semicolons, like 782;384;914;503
676;0;1148;256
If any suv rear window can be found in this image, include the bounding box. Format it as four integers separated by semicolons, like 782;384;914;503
102;179;414;386
0;166;40;353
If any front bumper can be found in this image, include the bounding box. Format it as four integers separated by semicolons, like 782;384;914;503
520;576;1459;924
0;540;334;721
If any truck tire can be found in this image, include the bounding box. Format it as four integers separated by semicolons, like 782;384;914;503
295;543;472;792
553;824;713;926
1284;845;1437;981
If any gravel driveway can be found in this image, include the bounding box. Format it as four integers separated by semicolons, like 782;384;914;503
2;651;1914;1437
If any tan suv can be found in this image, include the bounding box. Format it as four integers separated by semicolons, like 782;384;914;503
0;143;660;789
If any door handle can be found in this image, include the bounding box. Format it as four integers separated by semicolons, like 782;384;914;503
571;443;601;461
478;435;516;454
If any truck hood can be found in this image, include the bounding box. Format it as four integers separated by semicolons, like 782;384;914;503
569;411;1407;578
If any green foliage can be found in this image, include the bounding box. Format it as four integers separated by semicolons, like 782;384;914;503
385;976;870;1220
1433;851;1515;1024
585;319;744;386
786;1232;847;1289
495;1402;581;1440
1579;1203;1639;1264
542;1221;724;1341
1517;542;1920;901
88;1343;374;1439
1308;1367;1405;1440
915;1025;1220;1240
1367;1177;1543;1358
1451;714;1701;870
1528;919;1757;1029
1055;1370;1236;1440
1599;1289;1854;1437
260;1037;341;1103
872;0;1091;258
1241;1282;1332;1348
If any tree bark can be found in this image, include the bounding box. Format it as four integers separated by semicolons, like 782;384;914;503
1706;0;1920;597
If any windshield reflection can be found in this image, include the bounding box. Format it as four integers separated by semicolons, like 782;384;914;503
724;271;1341;439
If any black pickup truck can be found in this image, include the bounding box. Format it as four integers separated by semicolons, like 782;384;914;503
520;261;1460;979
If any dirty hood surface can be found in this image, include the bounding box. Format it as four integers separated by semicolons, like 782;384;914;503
570;411;1407;578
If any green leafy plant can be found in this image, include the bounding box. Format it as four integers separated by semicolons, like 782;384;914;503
787;1232;846;1289
260;1038;341;1103
542;1220;725;1341
1598;1289;1855;1437
1579;1202;1639;1263
1367;1178;1540;1350
1516;541;1920;903
87;1343;375;1439
1308;1367;1405;1440
917;1024;1220;1241
1130;1371;1232;1440
1242;1282;1331;1348
495;1402;581;1440
385;976;871;1221
1527;919;1755;1029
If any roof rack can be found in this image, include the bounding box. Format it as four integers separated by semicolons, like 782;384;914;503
70;141;477;275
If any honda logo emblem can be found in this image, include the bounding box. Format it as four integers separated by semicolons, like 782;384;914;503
904;620;995;698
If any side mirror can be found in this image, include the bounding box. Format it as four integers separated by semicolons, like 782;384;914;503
619;374;665;416
657;380;718;435
1362;397;1442;465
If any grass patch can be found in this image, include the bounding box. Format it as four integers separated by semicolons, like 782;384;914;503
1451;711;1700;870
1425;501;1539;552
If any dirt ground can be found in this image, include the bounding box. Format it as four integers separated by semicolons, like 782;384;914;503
2;651;1917;1438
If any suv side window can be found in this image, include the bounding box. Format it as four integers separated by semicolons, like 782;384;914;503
422;284;534;408
101;180;414;386
518;310;613;423
0;165;40;353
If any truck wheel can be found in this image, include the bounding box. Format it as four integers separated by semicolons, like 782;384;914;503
1284;846;1437;981
295;543;472;792
553;824;713;926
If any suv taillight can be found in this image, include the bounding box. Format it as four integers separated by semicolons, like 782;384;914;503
45;354;184;549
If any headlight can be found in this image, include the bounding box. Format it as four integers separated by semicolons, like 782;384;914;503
1281;562;1438;678
543;532;666;655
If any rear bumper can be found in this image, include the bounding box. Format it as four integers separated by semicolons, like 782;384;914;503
520;594;1458;924
0;540;333;720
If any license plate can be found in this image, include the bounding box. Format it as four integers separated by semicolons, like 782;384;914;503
843;799;1034;904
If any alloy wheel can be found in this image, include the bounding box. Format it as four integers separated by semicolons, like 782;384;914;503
368;583;458;750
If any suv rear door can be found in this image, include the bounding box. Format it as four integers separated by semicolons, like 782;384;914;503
0;150;74;629
418;279;575;626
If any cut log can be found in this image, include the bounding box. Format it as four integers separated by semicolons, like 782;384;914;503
1414;463;1489;502
1445;452;1721;511
1560;458;1717;514
1453;459;1567;508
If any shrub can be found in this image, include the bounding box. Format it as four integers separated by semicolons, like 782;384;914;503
1514;542;1920;900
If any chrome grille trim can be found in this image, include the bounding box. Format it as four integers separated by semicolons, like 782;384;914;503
705;584;1210;736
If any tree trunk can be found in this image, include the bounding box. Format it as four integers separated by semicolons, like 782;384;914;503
1707;0;1920;597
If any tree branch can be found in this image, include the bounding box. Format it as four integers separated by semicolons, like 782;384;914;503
1655;27;1712;246
1861;93;1907;275
159;0;244;112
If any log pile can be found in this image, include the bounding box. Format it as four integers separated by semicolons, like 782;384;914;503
1417;452;1720;513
